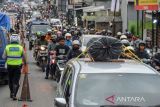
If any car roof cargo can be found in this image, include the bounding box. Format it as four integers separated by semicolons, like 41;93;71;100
87;36;122;61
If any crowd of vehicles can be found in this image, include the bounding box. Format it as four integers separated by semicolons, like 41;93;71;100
1;1;160;107
22;6;160;106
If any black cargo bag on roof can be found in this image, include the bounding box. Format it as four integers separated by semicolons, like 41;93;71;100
87;36;122;61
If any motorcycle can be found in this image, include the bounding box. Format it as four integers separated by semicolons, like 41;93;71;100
55;55;68;82
33;45;39;60
37;45;48;72
49;51;56;78
29;34;37;50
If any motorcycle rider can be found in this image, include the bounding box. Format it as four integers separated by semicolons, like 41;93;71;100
37;33;48;46
151;52;160;71
120;35;127;40
77;28;82;37
55;37;70;57
45;35;57;79
65;33;72;48
116;32;122;39
72;31;80;41
121;39;131;47
45;29;52;42
68;40;82;59
135;41;150;59
52;37;70;79
62;29;67;37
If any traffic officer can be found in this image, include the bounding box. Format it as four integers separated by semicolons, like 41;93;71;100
2;35;27;100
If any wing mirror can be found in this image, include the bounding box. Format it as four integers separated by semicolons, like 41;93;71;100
54;98;66;107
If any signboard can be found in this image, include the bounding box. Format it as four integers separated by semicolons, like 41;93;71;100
135;0;158;10
111;0;120;12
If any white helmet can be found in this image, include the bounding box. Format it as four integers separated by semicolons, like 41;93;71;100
47;29;52;33
10;35;20;43
65;33;72;38
63;29;67;32
117;32;122;36
120;35;127;40
72;40;80;46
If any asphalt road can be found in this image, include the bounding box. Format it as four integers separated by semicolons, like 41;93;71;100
0;42;57;107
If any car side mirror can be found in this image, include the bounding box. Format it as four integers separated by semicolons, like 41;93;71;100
54;98;66;107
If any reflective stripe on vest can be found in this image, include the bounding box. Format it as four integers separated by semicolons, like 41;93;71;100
6;44;23;65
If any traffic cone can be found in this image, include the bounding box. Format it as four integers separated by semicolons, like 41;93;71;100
22;104;28;107
22;65;29;74
19;73;32;102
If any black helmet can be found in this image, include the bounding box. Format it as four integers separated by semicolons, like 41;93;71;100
121;39;130;47
139;41;146;47
57;36;65;42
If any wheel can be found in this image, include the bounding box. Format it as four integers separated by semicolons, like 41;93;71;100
41;62;46;72
42;66;45;72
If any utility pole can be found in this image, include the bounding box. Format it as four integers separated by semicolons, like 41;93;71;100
73;0;76;26
141;10;144;40
156;10;158;52
136;0;139;36
152;11;155;52
113;0;118;37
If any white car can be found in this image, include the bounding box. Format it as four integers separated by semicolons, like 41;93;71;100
55;58;160;107
80;34;105;52
50;18;62;30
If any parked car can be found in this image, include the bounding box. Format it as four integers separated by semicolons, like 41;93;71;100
0;27;8;85
55;58;160;107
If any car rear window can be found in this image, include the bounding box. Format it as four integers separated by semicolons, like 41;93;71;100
75;73;160;107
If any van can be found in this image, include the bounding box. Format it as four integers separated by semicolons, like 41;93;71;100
0;27;8;84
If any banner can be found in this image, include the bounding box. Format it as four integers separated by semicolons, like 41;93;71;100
135;0;158;10
111;0;120;12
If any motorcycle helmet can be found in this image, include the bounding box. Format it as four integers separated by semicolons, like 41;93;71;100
120;35;127;40
72;40;80;46
139;41;146;47
117;32;122;36
57;36;65;42
121;39;130;47
51;34;57;40
65;33;72;38
10;35;20;44
107;30;112;36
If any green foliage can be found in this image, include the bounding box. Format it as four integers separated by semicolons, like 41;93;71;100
130;25;136;35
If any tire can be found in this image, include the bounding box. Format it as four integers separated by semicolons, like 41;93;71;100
42;66;45;72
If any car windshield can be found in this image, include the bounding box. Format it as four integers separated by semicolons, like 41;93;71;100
31;25;51;34
75;73;160;107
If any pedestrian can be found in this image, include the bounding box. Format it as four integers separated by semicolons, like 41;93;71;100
2;35;27;100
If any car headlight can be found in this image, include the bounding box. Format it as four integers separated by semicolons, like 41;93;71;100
40;46;45;50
